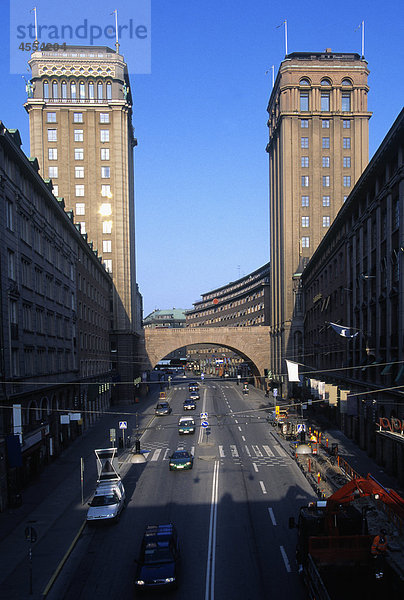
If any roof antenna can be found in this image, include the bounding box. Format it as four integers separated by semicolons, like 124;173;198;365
112;9;120;53
30;7;38;43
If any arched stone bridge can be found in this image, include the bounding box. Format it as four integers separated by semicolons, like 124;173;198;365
142;326;270;380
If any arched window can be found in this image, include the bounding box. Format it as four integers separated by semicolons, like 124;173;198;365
52;80;58;99
61;81;67;99
71;81;77;99
43;80;49;99
79;81;85;100
300;78;310;86
106;81;112;100
342;78;353;86
321;78;331;86
88;82;94;99
97;82;103;100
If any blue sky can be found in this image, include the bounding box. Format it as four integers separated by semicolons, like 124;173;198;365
2;1;403;317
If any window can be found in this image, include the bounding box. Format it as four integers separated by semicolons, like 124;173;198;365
101;148;110;161
8;250;16;280
343;120;351;129
300;92;309;111
48;166;58;178
343;137;351;149
103;240;112;253
342;78;352;86
323;216;330;227
100;130;110;142
73;113;83;123
343;156;351;168
301;237;310;248
74;129;84;142
322;137;330;149
322;119;330;128
322;156;330;168
79;222;86;234
341;93;351;112
321;78;331;86
322;175;330;187
301;156;309;168
321;93;330;111
61;81;67;99
322;196;330;207
100;113;110;123
74;148;84;160
21;258;31;288
75;185;85;197
97;82;103;100
301;176;309;187
79;81;85;99
101;167;110;178
102;220;112;234
75;203;85;215
52;81;58;98
52;185;58;196
89;82;95;99
343;176;351;187
300;78;310;86
6;200;13;230
100;203;112;216
104;259;112;273
48;148;57;160
43;81;49;99
101;185;111;198
343;195;348;202
301;137;309;148
106;82;112;100
302;217;309;227
301;196;309;207
75;167;84;178
47;112;56;123
300;119;308;128
71;82;77;99
47;129;57;142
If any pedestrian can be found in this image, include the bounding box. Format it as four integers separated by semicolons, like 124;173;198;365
371;529;388;580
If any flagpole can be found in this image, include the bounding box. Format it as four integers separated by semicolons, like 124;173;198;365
284;20;288;56
31;7;38;43
112;9;119;53
272;65;274;88
362;20;365;58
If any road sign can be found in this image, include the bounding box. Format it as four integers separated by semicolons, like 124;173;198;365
119;421;127;429
297;424;306;432
110;428;116;441
273;388;278;397
201;420;209;428
200;412;208;419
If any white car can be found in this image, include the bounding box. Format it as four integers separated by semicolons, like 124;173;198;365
178;416;196;434
86;479;126;523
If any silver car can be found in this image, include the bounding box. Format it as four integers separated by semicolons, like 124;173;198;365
86;479;125;523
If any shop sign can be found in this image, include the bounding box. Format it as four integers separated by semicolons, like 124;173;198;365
378;417;404;434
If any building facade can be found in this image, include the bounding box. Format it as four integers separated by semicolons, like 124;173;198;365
24;45;142;402
266;50;371;392
301;109;404;486
0;122;113;509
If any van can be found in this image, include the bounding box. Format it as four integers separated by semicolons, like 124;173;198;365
178;416;195;435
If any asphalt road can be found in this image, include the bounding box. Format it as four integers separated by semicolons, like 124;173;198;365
45;377;316;600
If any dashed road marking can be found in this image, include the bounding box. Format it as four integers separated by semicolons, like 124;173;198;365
260;481;267;494
253;463;258;472
280;546;291;572
151;449;162;461
268;507;277;526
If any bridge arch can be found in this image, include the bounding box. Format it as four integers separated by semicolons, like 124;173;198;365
143;326;270;382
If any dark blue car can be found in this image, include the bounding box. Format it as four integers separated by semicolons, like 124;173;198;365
134;524;180;591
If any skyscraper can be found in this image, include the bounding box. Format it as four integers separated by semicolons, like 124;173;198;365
25;45;143;399
266;50;371;391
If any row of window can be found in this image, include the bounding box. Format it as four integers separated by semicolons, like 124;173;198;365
9;347;75;378
47;129;110;142
301;136;351;149
300;92;351;112
47;111;110;124
43;80;112;101
301;196;332;207
301;119;351;129
300;156;351;168
301;175;351;188
301;217;330;228
48;166;110;179
48;148;110;161
71;185;111;198
77;219;113;235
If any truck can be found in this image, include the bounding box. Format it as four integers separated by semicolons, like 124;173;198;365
289;474;404;599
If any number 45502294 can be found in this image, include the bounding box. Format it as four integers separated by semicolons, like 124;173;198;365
19;42;67;52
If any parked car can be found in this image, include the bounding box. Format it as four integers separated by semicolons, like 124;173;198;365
86;479;125;523
134;524;180;590
178;416;195;435
155;402;172;416
183;398;196;411
169;450;194;471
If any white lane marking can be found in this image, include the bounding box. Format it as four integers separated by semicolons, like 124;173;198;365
198;388;209;445
268;507;277;526
238;426;242;432
253;463;258;473
229;409;233;413
219;445;225;458
234;419;238;424
230;445;239;458
191;446;195;456
163;448;170;460
151;449;162;461
205;460;219;600
252;445;263;457
244;445;251;456
260;481;267;494
263;445;275;457
273;445;288;457
280;546;291;572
